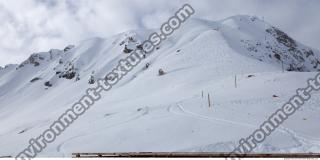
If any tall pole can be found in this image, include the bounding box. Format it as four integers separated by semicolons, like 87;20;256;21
235;75;237;88
208;93;211;108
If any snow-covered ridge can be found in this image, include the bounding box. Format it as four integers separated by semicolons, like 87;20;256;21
2;16;320;80
1;15;319;83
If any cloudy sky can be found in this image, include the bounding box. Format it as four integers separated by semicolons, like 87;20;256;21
0;0;319;66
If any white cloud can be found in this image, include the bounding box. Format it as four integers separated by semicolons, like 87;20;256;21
0;0;319;66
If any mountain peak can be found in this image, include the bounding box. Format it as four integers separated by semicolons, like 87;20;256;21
216;15;320;72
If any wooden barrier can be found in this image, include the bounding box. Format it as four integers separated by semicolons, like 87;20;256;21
72;152;320;158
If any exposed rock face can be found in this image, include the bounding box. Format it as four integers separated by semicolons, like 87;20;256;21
121;35;144;54
18;54;43;68
56;60;78;80
265;27;320;71
239;25;320;72
61;71;76;79
267;27;296;49
17;49;65;70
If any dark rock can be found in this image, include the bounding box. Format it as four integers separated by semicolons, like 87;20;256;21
44;81;52;87
34;62;40;67
274;53;281;60
76;74;80;81
123;45;133;53
145;63;150;69
61;72;76;79
119;41;125;46
30;77;41;83
88;75;95;84
18;129;27;134
137;45;143;50
63;45;75;52
158;69;165;76
304;49;314;58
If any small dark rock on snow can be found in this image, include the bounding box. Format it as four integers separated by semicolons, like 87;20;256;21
158;69;165;76
44;81;53;87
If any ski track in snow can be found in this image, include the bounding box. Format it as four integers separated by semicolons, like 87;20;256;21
169;97;320;153
168;103;256;128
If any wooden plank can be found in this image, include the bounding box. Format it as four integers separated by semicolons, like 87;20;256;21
72;152;320;158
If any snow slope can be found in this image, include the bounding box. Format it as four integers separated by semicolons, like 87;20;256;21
0;15;320;157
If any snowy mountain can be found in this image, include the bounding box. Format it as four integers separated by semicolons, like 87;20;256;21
1;15;320;157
